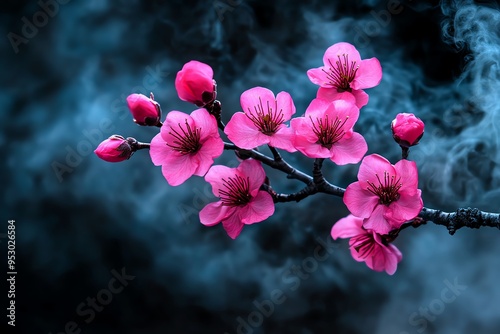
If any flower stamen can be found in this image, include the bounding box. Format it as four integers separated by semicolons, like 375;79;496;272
310;114;349;149
246;97;284;135
219;175;252;207
366;171;402;205
322;54;359;92
166;120;202;154
351;234;376;259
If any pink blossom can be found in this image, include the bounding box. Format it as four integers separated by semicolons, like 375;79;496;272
224;87;296;152
307;42;382;108
94;135;133;163
199;159;275;239
331;215;402;275
175;60;216;107
290;98;367;164
126;93;161;126
343;154;423;235
149;108;223;186
391;113;425;148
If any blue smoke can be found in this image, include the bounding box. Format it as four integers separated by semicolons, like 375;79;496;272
2;0;500;333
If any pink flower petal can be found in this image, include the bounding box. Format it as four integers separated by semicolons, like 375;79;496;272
324;99;360;130
150;132;171;166
316;87;357;105
239;191;275;224
364;247;388;273
357;154;396;190
394;159;419;196
190;108;218;141
205;165;235;196
362;205;392;235
330;132;367;165
275;91;296;120
307;67;330;88
192;136;224;177
388;190;423;223
199;201;233;226
305;98;332;115
164;111;194;139
268;127;296;152
323;42;362;66
331;215;365;240
222;213;245;239
343;182;379;218
293;133;331;158
388;243;403;262
224;112;268;149
369;237;401;275
290;117;318;143
351;89;369;109
237;159;266;194
351;57;383;90
240;86;276;117
160;154;198;186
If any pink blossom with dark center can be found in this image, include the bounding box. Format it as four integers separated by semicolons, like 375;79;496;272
290;98;367;165
307;42;382;108
149;108;223;186
199;159;275;239
343;154;423;235
331;215;402;275
224;87;296;152
175;60;216;107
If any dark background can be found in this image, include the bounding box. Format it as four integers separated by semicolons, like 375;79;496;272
2;0;500;333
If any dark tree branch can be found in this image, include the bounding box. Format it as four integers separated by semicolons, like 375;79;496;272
143;140;500;234
268;145;282;162
419;207;500;235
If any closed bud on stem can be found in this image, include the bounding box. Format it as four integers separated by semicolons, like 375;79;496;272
175;60;216;107
126;93;162;126
94;135;134;162
391;113;425;148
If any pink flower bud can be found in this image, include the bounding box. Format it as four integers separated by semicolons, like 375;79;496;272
391;113;425;148
175;60;216;107
126;93;161;126
94;135;133;162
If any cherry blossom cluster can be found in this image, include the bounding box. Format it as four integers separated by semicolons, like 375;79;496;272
94;42;427;275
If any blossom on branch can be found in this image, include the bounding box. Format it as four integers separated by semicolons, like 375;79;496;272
290;98;367;164
199;159;275;239
343;154;423;235
391;113;425;148
175;60;216;107
307;42;382;108
224;87;296;152
331;215;402;275
149;108;223;186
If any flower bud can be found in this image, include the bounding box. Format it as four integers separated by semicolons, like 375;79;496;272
94;135;133;162
391;113;424;148
126;93;161;126
175;60;216;107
